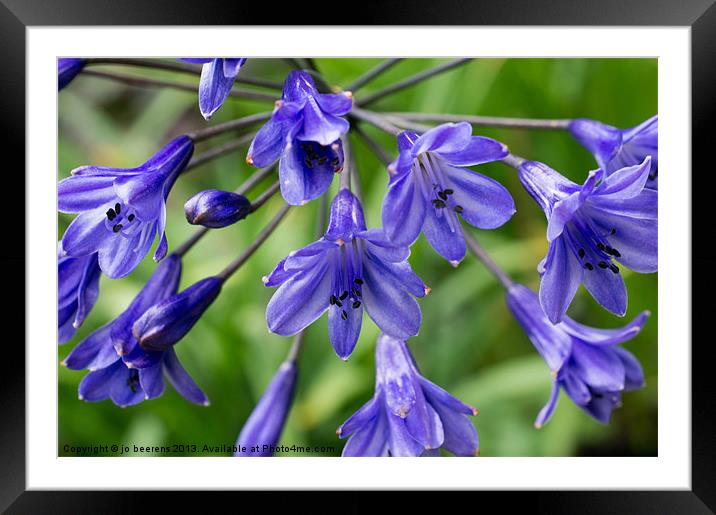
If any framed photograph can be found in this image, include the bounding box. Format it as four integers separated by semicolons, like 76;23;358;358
3;0;713;511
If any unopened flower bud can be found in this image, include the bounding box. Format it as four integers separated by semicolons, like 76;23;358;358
234;361;298;457
133;277;223;352
184;189;252;228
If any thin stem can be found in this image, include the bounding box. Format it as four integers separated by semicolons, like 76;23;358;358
183;133;255;173
381;114;433;133
87;57;200;75
315;193;329;237
387;112;572;130
463;229;514;289
174;166;277;257
173;227;210;258
501;153;527;169
249;180;281;212
339;135;352;190
187;111;272;143
234;166;277;195
357;58;473;107
348;136;364;204
352;124;393;166
217;204;292;281
234;75;283;92
86;58;282;90
286;331;306;363
350;107;402;136
303;58;319;72
82;70;277;103
283;58;305;70
345;58;403;92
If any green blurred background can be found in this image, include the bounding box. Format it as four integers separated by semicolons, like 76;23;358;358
58;58;657;457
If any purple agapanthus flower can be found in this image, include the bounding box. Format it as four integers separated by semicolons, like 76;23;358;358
518;157;657;323
264;189;427;360
63;254;209;407
235;361;297;457
58;58;86;91
247;71;352;206
569;115;658;189
382;123;514;265
58;242;101;344
337;334;479;457
179;58;247;119
506;283;648;426
58;136;194;279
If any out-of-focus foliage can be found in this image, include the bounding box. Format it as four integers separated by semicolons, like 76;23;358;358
58;58;657;457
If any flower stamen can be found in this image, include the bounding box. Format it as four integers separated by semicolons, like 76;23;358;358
126;369;140;393
567;215;623;274
329;238;365;322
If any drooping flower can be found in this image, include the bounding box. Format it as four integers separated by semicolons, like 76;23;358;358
235;361;297;457
58;58;86;90
337;334;479;457
265;189;427;360
58;136;194;279
382;123;514;265
184;189;252;228
180;58;247;119
132;276;223;352
63;254;209;407
58;242;101;344
506;283;648;426
569;115;658;189
518;157;657;323
247;71;351;205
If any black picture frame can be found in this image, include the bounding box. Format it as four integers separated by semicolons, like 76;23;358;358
1;1;713;511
